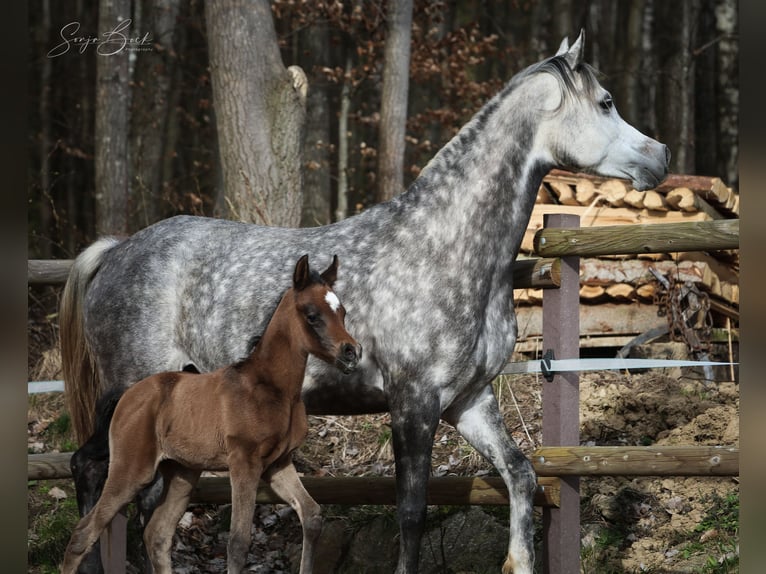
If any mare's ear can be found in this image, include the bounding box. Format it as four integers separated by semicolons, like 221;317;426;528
555;36;569;56
320;255;339;287
562;29;585;68
293;254;311;290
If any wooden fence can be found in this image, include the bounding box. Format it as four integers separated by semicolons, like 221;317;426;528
27;216;739;574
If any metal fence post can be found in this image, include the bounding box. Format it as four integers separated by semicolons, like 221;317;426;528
541;213;580;574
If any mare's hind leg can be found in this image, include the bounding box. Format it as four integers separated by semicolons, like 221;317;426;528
227;452;265;574
70;444;109;574
264;459;322;574
388;392;442;574
443;384;536;574
143;461;201;574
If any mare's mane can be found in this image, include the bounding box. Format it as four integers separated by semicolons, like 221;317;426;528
513;54;603;106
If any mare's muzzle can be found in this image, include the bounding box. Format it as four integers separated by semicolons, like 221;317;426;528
336;342;362;374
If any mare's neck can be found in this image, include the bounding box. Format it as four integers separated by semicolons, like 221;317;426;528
392;85;553;268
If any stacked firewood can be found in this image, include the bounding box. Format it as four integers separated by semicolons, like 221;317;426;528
514;170;739;337
535;169;739;217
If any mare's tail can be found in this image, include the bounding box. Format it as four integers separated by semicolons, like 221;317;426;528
60;237;122;445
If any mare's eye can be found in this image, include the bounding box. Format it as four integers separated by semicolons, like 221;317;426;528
599;94;614;112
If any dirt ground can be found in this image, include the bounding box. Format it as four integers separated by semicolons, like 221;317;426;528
28;320;739;573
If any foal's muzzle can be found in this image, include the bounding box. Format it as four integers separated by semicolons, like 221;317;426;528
336;342;362;374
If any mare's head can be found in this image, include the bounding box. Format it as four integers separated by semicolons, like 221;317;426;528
522;30;670;190
290;254;361;374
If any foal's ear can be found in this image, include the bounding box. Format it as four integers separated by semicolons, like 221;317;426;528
320;255;339;287
293;254;311;291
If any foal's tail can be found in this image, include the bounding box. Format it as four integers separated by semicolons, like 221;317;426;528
60;237;121;444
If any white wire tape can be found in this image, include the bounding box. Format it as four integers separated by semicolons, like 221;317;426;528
28;357;737;394
502;357;735;376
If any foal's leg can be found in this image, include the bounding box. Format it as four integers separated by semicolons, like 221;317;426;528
264;460;322;574
388;392;442;574
61;465;156;574
443;384;536;574
143;461;201;574
227;451;265;574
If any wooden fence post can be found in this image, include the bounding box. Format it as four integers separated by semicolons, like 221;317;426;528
541;213;580;574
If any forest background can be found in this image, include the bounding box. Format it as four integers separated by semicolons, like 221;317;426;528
27;0;738;262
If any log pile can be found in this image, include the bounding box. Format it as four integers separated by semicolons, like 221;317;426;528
536;169;739;217
514;170;739;350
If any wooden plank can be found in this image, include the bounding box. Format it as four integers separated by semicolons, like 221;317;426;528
534;219;739;257
26;454;560;507
514;335;638;354
541;213;580;574
532;446;739;477
30;257;560;290
29;448;739;481
28;259;73;285
522;205;711;252
28;452;71;479
192;475;560;508
513;257;561;289
515;302;666;341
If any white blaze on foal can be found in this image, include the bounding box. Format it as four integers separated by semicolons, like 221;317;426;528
325;290;341;313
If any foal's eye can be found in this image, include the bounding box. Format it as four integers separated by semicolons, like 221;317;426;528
305;312;320;326
599;94;614;112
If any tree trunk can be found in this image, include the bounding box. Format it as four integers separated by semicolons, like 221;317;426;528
376;0;413;203
38;0;52;258
654;0;698;175
714;0;738;187
301;20;332;226
336;55;353;222
94;0;132;236
129;0;180;228
620;0;645;126
205;0;307;227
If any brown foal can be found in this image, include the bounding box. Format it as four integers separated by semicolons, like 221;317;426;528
61;254;361;574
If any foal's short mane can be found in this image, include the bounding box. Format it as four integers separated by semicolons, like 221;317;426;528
230;267;331;369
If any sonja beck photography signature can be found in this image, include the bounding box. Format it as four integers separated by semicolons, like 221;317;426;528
47;18;153;58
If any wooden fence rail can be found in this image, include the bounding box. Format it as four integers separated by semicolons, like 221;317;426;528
29;444;738;501
534;218;739;257
28;257;562;290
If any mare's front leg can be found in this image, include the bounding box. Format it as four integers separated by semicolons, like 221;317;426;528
143;461;201;574
389;390;441;574
443;384;536;574
264;459;322;574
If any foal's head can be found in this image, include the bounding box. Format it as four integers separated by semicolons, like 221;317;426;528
289;254;361;374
